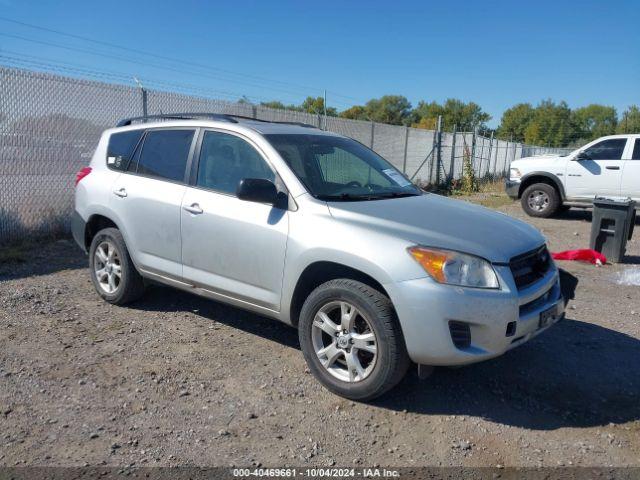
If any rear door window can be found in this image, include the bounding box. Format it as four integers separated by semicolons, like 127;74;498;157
136;129;195;182
106;130;144;171
632;139;640;160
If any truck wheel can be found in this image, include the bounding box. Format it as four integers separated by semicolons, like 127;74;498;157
89;227;145;305
521;183;560;218
298;279;410;401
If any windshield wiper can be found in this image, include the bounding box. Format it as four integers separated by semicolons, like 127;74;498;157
317;191;421;201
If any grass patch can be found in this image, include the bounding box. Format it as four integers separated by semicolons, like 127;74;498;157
0;243;32;264
472;194;515;209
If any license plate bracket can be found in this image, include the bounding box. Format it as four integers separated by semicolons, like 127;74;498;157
539;305;557;329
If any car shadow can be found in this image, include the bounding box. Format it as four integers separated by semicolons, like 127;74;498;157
0;239;87;281
129;282;640;431
378;317;640;430
130;285;301;350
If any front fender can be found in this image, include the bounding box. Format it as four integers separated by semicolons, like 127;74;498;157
520;171;566;200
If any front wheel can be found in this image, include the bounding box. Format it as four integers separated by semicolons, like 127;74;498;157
298;279;410;401
521;183;560;218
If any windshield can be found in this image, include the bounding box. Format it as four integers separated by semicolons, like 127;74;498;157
265;134;422;201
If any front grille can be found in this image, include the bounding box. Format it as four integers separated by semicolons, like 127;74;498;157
448;321;471;349
509;245;551;290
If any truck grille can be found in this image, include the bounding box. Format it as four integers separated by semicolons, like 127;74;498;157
509;245;551;290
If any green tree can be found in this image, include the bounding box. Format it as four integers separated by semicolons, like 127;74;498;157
260;100;295;110
617;105;640;134
339;105;368;121
497;103;535;142
300;96;338;116
572;104;617;141
363;95;412;125
412;99;490;131
524;100;576;147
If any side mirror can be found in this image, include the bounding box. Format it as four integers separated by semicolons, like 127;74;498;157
575;151;590;161
236;178;278;205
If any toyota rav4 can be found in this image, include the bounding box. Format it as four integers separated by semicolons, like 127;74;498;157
73;113;564;400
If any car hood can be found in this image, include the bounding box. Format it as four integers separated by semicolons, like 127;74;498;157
327;194;545;263
511;154;567;169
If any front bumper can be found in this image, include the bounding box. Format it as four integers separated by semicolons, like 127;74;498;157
505;179;521;199
385;264;564;366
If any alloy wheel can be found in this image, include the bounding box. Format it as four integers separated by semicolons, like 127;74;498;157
94;241;122;294
311;300;378;383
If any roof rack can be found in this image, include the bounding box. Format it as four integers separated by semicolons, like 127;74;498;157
116;113;317;129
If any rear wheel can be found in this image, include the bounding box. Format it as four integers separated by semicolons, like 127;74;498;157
298;279;410;401
89;227;145;305
521;183;560;218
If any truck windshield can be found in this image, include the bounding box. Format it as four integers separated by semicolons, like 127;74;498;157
264;134;422;201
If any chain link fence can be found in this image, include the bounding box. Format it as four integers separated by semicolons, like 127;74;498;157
0;66;570;244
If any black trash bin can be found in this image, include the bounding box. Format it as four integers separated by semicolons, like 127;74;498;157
589;197;636;263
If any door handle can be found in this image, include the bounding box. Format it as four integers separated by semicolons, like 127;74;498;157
605;166;620;170
113;187;127;198
183;203;203;215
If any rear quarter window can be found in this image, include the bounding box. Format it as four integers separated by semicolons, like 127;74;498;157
107;130;144;171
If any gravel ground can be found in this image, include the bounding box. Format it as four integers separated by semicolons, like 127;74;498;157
1;195;639;468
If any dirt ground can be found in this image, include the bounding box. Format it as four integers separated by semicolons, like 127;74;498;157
1;194;639;468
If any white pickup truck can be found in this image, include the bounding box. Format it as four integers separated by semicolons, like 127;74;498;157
506;134;640;217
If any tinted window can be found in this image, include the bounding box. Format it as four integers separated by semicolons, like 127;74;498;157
633;139;640;160
137;129;194;182
583;139;627;160
107;130;143;171
197;131;274;195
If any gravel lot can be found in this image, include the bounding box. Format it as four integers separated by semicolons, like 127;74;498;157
1;194;639;468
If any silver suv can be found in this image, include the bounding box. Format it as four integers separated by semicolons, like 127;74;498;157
73;113;564;400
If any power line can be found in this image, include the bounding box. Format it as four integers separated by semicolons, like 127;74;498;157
0;32;313;102
0;52;283;105
0;15;368;105
0;31;358;111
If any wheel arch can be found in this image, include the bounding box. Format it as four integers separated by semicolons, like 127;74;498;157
288;261;391;328
518;172;565;200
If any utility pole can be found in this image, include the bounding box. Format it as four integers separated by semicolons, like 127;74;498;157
323;89;327;131
450;124;457;183
133;77;147;118
435;115;442;185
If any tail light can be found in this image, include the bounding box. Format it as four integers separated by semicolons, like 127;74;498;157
75;167;92;186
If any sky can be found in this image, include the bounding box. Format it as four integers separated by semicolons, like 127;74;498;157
0;0;638;127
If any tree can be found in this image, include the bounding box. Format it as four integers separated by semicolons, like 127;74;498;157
300;96;338;116
412;99;490;131
497;103;535;142
339;105;368;121
260;100;294;110
572;104;617;141
617;105;640;134
363;95;412;125
523;100;576;147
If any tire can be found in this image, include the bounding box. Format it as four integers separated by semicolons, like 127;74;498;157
88;227;145;305
298;279;410;401
521;183;560;218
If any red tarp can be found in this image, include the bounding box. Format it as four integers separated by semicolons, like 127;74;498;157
551;249;606;265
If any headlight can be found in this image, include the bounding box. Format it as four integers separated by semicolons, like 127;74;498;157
510;168;521;180
408;246;499;289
